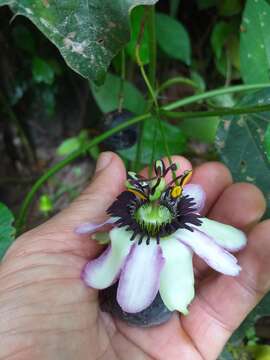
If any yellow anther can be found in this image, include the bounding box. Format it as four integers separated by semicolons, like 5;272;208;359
171;186;183;198
180;170;192;187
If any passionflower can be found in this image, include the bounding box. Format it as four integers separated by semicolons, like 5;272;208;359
76;160;247;315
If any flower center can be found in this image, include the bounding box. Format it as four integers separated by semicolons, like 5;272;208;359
134;203;172;236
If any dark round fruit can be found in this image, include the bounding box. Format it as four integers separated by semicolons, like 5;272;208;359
102;110;138;151
99;283;174;327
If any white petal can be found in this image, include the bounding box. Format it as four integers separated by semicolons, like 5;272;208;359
82;227;132;289
193;217;247;251
117;240;164;313
75;217;116;235
183;184;206;213
175;229;241;276
159;238;194;315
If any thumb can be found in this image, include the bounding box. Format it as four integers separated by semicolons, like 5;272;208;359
45;152;126;233
4;152;126;261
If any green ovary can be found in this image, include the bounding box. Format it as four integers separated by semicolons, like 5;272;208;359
135;204;172;236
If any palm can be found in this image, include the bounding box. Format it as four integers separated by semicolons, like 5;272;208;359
1;153;269;360
0;230;202;360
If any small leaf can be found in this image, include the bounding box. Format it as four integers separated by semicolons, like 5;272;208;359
57;130;88;156
91;73;146;115
211;21;240;78
32;56;55;85
211;93;236;107
190;71;206;92
0;0;158;83
240;0;270;84
39;195;53;214
156;13;191;65
248;345;270;360
216;89;270;218
0;202;15;259
57;137;81;156
180;116;219;143
211;21;233;59
119;118;186;164
218;0;242;16
227;34;240;70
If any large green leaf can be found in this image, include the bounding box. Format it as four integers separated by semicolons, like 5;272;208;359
180;116;219;143
32;56;55;85
216;89;270;218
0;202;15;259
0;0;158;83
90;72;146;114
264;124;270;161
119;118;186;164
240;0;270;84
156;13;191;65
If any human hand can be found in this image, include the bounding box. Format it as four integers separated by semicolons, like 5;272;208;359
0;152;269;360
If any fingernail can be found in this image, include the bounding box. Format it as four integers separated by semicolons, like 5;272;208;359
95;152;113;173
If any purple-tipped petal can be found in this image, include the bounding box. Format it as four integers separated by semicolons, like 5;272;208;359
117;240;165;313
174;229;241;276
183;184;206;213
75;217;116;235
83;227;132;289
192;218;247;252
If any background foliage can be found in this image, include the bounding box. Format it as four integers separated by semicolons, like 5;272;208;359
0;0;270;358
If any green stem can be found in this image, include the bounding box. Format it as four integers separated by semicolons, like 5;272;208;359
147;5;157;90
164;83;270;111
135;4;157;171
145;6;176;176
15;113;150;234
157;116;178;183
148;120;158;177
118;49;126;112
158;117;171;160
157;76;199;95
136;46;158;108
161;103;270;119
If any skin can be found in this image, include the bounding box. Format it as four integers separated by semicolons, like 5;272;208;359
0;152;269;360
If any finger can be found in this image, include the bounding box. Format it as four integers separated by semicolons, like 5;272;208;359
188;162;232;277
182;219;270;360
209;183;266;231
190;162;232;215
42;152;126;229
140;155;192;182
194;183;266;277
14;152;126;259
